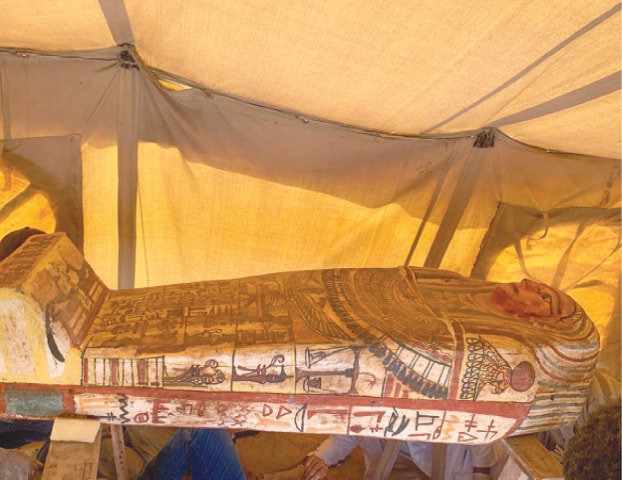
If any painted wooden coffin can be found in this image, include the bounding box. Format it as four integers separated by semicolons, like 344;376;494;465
0;233;599;445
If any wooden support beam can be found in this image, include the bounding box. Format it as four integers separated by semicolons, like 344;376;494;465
42;418;102;480
499;434;564;480
110;424;129;480
431;444;448;480
369;439;401;480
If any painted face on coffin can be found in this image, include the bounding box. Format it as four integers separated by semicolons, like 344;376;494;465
488;279;576;327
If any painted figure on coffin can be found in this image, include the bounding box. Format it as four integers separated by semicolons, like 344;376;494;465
0;230;599;444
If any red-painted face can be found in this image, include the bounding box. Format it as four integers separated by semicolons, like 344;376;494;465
490;279;576;323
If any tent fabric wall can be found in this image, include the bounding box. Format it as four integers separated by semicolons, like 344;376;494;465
0;2;620;383
0;136;83;247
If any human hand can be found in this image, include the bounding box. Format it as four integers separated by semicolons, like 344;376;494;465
301;454;329;480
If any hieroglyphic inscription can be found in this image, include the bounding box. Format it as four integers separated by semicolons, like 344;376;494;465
349;406;505;443
0;232;57;285
32;241;107;347
73;393;517;444
91;279;294;352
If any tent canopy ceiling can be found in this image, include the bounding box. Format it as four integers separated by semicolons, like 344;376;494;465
0;0;620;159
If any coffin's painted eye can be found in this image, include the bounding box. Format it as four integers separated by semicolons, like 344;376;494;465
541;293;553;314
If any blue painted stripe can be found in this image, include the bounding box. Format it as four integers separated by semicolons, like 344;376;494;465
4;390;64;417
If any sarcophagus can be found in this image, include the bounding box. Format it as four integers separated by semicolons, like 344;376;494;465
0;232;599;444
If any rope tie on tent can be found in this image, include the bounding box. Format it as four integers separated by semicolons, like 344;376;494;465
119;47;139;70
473;129;495;148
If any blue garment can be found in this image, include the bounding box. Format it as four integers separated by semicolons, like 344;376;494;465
0;420;53;448
148;428;245;480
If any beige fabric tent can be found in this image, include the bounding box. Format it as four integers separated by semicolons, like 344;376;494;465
0;0;620;388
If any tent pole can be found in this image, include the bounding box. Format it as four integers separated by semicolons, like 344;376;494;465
117;52;139;289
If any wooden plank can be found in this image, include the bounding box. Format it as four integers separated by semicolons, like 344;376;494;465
42;418;102;480
501;435;564;480
369;439;401;480
109;424;129;480
431;444;447;480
